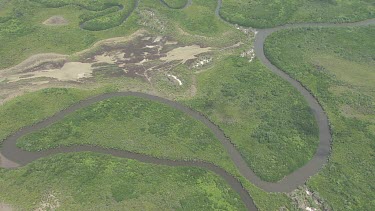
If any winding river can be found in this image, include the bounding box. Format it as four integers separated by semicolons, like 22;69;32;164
1;0;375;210
159;0;192;9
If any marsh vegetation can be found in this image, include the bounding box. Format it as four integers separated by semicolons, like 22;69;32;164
265;25;375;210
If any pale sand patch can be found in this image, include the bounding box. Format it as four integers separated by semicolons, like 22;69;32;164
141;36;152;41
94;54;116;64
167;74;182;85
177;27;207;39
31;81;50;86
42;16;68;26
153;36;163;42
0;53;68;75
145;45;157;48
165;41;178;45
139;58;148;64
1;30;146;76
35;192;60;211
0;153;20;168
8;62;93;82
0;203;13;211
93;50;129;65
161;45;211;64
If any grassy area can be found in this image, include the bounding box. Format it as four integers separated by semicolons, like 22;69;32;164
0;88;297;210
0;0;139;69
12;0;136;30
265;26;375;210
185;56;319;182
0;87;115;142
16;96;236;172
1;0;355;209
0;152;247;210
141;0;231;37
167;0;225;36
161;0;188;9
219;0;375;28
0;0;244;70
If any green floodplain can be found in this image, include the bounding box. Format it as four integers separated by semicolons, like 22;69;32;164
0;0;374;210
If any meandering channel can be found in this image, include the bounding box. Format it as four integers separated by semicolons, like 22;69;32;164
160;0;192;9
0;92;258;211
1;0;375;210
251;18;375;192
215;0;375;192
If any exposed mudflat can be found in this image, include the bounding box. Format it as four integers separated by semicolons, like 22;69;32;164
1;33;211;83
0;30;215;104
7;62;93;82
161;45;211;63
0;53;68;75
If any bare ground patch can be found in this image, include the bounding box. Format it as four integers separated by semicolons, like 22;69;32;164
80;33;212;82
42;16;69;26
161;45;211;63
0;203;13;211
0;53;68;75
74;29;146;56
0;29;222;102
35;191;60;211
7;62;93;83
284;185;332;211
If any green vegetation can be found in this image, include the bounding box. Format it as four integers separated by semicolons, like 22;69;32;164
220;0;375;28
0;87;296;210
0;0;139;69
0;87;113;142
185;56;319;182
161;0;188;9
265;26;375;210
30;0;136;31
32;0;123;10
0;0;241;71
0;153;246;210
168;0;225;36
4;0;372;209
141;0;231;36
17;96;236;172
